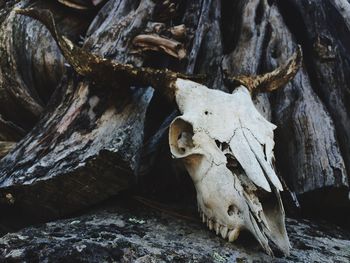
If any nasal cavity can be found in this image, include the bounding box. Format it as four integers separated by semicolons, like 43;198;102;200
227;205;239;216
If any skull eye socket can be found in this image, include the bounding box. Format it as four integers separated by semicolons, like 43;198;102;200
169;118;195;157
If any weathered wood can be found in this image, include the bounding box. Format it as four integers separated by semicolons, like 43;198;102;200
221;0;273;119
139;0;227;199
0;142;15;158
14;8;204;103
0;0;156;220
222;1;349;208
0;0;91;138
0;0;228;223
275;0;350;201
132;34;186;59
0;116;25;141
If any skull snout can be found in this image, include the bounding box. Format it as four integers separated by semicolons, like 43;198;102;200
197;179;245;242
201;193;240;219
197;165;247;225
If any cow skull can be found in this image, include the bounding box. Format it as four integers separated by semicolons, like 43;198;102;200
16;8;302;256
169;80;289;255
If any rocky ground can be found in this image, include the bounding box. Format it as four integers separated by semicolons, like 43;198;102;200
0;196;349;263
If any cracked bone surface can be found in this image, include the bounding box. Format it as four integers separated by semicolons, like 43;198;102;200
169;79;290;256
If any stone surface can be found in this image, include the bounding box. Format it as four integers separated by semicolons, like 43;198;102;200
0;197;349;262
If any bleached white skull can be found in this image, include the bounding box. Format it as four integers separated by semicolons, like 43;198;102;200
18;8;302;256
169;80;291;255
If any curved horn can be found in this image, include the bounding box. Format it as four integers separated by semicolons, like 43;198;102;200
224;46;303;93
15;8;204;102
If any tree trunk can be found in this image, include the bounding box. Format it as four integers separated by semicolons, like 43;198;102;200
0;0;349;225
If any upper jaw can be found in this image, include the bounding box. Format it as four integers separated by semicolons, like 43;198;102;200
198;203;290;256
198;205;277;256
196;170;290;256
198;208;241;242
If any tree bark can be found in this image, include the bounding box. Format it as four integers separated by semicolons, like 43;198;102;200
0;0;156;220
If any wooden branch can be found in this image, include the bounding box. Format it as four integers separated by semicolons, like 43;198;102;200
15;8;204;102
132;34;186;59
144;23;186;40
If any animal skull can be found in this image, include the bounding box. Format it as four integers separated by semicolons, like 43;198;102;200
169;80;290;256
16;8;302;256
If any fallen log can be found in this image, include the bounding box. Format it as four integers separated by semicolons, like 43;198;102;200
0;0;157;220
